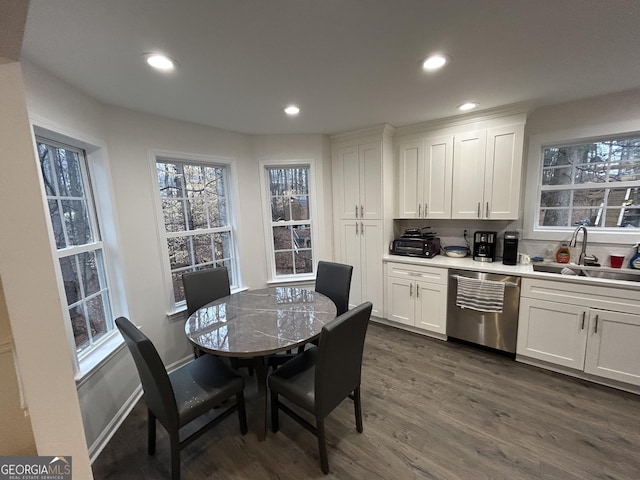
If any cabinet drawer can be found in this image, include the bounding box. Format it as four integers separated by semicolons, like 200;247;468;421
521;278;640;315
386;262;447;284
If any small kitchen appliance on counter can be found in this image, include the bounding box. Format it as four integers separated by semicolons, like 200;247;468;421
473;231;497;262
391;228;441;258
502;231;519;265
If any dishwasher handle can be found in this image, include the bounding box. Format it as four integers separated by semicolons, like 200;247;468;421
450;274;519;288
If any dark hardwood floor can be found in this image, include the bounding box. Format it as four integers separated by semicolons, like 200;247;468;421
92;322;640;479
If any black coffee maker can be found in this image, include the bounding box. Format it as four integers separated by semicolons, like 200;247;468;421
473;231;497;262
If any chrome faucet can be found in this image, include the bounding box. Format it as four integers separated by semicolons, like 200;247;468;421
569;226;598;265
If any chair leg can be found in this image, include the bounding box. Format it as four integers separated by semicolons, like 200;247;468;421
317;418;329;474
236;391;248;435
169;430;181;480
270;390;280;433
353;386;363;433
147;409;156;455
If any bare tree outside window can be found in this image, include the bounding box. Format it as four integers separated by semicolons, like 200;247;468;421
156;159;237;304
38;139;113;355
539;137;640;229
266;166;313;276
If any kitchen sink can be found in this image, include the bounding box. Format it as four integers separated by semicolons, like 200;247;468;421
532;263;640;282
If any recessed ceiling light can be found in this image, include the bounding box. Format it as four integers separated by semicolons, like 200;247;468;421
422;54;450;71
143;53;177;72
458;102;479;111
284;105;300;116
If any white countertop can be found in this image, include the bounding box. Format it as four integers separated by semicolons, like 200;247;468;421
383;254;640;291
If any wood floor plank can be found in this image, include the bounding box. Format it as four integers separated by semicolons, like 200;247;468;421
92;322;640;479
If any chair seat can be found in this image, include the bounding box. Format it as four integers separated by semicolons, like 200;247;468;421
268;347;318;414
171;354;244;427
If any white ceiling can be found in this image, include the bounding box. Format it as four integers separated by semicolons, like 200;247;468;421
21;0;640;136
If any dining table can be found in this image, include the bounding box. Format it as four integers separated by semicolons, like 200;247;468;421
184;286;337;441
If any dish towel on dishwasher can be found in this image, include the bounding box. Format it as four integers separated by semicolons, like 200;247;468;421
455;276;505;313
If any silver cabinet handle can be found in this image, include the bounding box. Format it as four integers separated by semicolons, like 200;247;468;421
424;203;428;218
360;205;364;217
355;204;358;218
581;311;586;329
594;314;599;333
409;284;413;297
418;203;421;217
355;222;358;235
361;222;364;235
486;202;489;218
416;284;420;298
477;202;481;218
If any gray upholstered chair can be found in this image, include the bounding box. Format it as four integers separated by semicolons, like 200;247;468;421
268;302;372;474
296;260;353;355
116;317;247;480
182;267;230;317
315;260;353;316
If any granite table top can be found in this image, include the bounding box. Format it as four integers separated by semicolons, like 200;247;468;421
185;286;337;357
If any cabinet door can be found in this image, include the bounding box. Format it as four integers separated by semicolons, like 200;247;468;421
385;276;414;326
360;220;383;316
414;280;446;334
359;142;382;220
339;221;362;308
516;298;588;370
335;145;360;219
584;309;640;386
451;130;487;219
423;135;453;219
397;140;423;218
484;124;524;220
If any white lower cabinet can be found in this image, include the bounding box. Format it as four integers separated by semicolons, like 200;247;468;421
340;220;383;317
385;262;447;336
583;309;640;385
517;278;640;387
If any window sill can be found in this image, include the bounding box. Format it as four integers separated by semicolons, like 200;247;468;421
75;331;125;388
266;275;316;287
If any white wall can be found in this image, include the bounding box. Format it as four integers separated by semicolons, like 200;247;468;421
20;60;335;456
0;62;93;477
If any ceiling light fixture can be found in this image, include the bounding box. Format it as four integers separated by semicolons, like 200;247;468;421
143;53;177;72
284;105;300;116
458;102;479;112
422;54;449;71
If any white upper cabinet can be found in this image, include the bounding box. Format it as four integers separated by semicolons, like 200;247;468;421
397;136;453;219
335;141;382;220
395;112;525;220
451;124;524;220
451;130;487;219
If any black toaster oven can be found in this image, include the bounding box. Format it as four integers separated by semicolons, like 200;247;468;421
391;237;441;258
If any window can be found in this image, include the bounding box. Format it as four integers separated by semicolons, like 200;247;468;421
537;136;640;230
262;164;315;279
155;158;237;306
37;138;113;357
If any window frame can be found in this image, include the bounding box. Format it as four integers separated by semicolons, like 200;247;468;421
35;131;124;378
524;127;640;244
151;151;241;312
259;159;318;283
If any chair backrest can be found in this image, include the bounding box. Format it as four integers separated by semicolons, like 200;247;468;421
315;261;353;316
182;267;231;317
115;317;179;429
315;302;372;419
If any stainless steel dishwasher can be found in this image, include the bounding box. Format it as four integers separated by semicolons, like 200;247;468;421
447;269;521;354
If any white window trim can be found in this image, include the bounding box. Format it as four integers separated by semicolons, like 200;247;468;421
259;159;318;283
32;121;129;381
523;123;640;245
150;150;242;314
